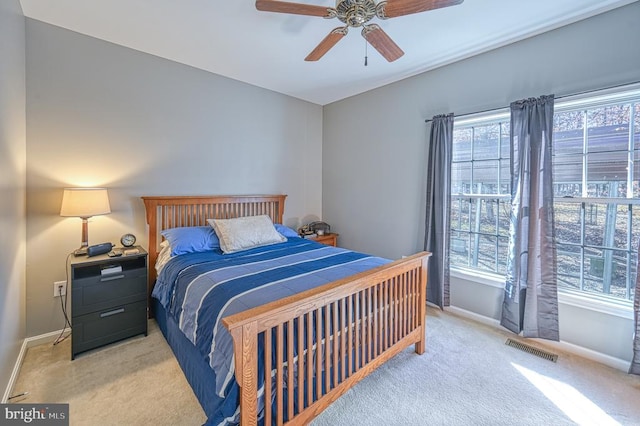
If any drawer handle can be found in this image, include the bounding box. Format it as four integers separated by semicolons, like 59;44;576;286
100;307;125;318
100;274;125;282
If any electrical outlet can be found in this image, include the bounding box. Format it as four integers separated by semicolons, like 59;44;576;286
54;281;67;297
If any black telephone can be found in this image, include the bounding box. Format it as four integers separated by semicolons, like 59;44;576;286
299;221;331;236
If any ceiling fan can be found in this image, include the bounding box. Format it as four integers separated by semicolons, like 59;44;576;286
255;0;464;62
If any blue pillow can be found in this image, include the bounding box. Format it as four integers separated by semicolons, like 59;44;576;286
274;224;299;238
161;226;220;256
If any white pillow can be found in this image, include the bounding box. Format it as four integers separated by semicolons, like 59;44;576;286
208;215;286;254
155;240;173;274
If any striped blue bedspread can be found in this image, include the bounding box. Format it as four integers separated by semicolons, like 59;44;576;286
152;238;390;401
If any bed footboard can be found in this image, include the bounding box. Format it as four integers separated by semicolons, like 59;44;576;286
223;251;431;426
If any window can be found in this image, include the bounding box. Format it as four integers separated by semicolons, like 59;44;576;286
553;97;640;302
450;115;511;275
450;86;640;303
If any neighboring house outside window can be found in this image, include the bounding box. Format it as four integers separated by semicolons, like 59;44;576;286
450;86;640;304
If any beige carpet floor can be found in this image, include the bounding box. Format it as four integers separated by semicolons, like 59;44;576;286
9;321;207;425
9;309;640;425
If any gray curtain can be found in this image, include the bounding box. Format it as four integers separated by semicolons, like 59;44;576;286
424;113;454;308
630;240;640;375
500;95;559;340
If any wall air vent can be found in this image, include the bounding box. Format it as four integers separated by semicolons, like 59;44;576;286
505;338;558;362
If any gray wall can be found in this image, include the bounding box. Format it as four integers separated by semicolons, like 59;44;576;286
0;0;26;398
25;20;323;336
323;3;640;363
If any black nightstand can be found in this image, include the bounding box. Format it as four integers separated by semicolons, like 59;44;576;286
70;247;148;359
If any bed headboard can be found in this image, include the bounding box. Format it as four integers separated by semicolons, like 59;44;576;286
141;194;287;302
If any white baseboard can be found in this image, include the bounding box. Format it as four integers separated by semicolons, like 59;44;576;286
445;305;501;328
530;337;631;372
1;339;28;403
444;305;630;373
24;329;68;348
2;329;68;403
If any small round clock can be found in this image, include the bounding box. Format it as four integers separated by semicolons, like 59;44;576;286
120;233;137;247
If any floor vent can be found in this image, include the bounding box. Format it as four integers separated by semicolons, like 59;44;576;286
505;338;558;362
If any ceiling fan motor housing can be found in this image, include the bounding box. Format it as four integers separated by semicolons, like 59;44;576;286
335;0;381;27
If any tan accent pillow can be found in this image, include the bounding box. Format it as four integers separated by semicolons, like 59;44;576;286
208;215;286;254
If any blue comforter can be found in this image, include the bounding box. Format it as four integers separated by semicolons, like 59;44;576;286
152;237;389;424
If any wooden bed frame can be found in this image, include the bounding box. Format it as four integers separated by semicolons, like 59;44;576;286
142;195;431;426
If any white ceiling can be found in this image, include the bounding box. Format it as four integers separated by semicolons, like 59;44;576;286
19;0;638;105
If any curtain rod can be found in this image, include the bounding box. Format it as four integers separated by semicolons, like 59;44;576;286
424;80;640;123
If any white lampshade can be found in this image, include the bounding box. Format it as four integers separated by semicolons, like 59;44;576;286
60;188;111;218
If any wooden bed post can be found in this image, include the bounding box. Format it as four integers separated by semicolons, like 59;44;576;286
230;322;259;426
415;255;429;355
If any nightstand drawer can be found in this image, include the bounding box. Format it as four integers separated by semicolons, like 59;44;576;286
72;269;147;316
72;255;146;281
72;300;147;358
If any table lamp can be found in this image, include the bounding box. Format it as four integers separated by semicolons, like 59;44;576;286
60;188;111;256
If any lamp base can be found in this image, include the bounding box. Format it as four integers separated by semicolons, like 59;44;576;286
73;247;88;256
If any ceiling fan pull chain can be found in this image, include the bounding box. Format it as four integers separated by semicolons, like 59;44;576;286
364;38;368;66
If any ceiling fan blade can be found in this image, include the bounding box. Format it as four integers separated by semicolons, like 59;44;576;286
256;0;335;17
383;0;463;18
305;27;348;61
362;24;404;62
